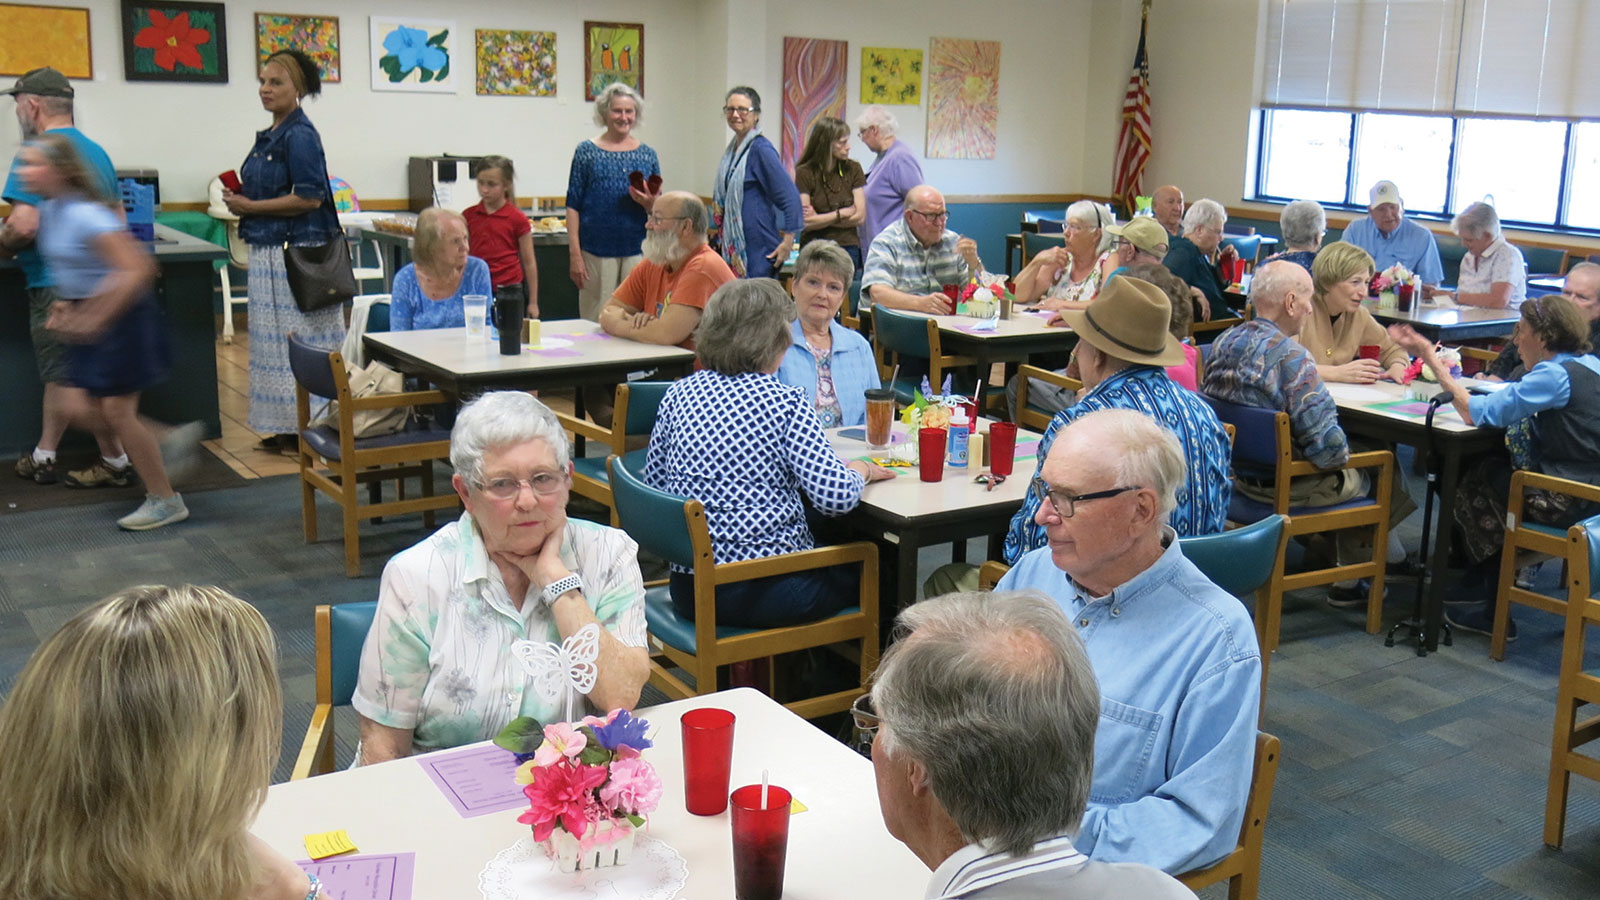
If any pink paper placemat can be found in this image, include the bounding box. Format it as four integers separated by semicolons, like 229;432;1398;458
566;331;613;342
296;852;415;900
416;744;525;818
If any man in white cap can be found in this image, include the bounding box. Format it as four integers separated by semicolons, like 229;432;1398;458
1341;180;1445;295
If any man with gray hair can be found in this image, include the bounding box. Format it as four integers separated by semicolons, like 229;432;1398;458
995;408;1261;874
855;104;923;248
1161;198;1236;321
866;590;1195;898
1484;261;1600;380
598;190;733;351
1341;180;1444;291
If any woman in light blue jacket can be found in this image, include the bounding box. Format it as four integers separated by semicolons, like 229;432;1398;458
776;240;881;427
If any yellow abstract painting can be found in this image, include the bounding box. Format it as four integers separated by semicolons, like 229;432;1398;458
860;46;920;105
0;4;92;78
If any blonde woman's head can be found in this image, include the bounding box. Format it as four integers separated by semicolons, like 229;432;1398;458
414;206;470;277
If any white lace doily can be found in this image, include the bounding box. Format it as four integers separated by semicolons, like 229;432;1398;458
478;833;688;900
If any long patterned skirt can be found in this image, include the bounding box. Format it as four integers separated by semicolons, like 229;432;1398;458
247;244;346;434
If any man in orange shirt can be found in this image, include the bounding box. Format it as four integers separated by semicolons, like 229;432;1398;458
599;190;734;350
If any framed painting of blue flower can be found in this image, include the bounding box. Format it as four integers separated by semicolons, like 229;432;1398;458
369;16;453;93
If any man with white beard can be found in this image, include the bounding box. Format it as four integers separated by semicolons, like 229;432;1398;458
598;190;735;350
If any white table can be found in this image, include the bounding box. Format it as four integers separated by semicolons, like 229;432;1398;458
880;307;1079;378
252;688;926;899
1363;300;1520;342
829;420;1042;610
363;319;695;397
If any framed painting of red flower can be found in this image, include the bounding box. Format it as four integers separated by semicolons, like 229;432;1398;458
120;0;227;83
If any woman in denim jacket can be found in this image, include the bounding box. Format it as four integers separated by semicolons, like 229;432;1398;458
223;49;344;452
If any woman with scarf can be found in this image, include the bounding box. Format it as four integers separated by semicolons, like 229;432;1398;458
710;86;802;279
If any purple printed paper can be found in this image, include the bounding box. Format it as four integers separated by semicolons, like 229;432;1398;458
567;331;613;342
416;744;525;818
296;852;416;900
1015;439;1041;460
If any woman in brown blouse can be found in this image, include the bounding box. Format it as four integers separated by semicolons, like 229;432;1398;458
1301;241;1409;384
794;117;867;270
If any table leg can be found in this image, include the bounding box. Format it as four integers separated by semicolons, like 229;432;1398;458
894;529;921;614
1423;443;1464;651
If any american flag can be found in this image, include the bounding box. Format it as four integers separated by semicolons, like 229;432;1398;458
1112;6;1152;217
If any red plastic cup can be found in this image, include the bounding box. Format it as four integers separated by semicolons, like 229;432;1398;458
731;784;792;900
1358;344;1381;361
1397;283;1415;312
918;427;946;482
681;708;735;815
942;283;960;301
961;399;979;424
988;422;1018;477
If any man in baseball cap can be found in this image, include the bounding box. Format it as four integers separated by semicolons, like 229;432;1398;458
1341;179;1445;293
0;66;76;99
1103;217;1170;276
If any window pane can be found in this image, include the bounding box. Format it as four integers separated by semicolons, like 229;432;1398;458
1451;118;1566;225
1353;113;1453;214
1568;122;1600;230
1261;109;1351;204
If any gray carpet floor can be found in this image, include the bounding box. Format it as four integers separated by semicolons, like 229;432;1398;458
2;466;1599;899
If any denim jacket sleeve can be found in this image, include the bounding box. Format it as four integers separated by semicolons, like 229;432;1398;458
237;110;339;247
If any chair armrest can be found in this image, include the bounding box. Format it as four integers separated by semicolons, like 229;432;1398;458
1455;346;1499;364
978;560;1011;590
1017;364;1082;394
346;388;448;411
290;702;334;781
1511;470;1600;507
555;410;614;445
1283;449;1393;479
712;542;878;586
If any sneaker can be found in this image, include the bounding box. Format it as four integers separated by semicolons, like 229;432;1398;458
64;459;136;489
116;493;189;531
160;420;206;485
14;455;59;485
1327;579;1388;609
1444;601;1516;641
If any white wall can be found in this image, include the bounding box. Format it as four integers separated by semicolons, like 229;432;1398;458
2;0;1097;205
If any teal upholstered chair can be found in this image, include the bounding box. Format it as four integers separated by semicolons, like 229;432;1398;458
559;381;672;525
1544;514;1600;849
293;600;378;779
607;455;879;720
1022;231;1066;266
1181;514;1290;705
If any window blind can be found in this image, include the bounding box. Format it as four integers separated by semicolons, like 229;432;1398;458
1455;0;1600;118
1261;0;1463;114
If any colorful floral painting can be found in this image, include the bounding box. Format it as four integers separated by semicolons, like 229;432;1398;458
475;29;555;97
370;16;454;93
255;13;339;82
861;47;921;105
584;21;641;101
0;4;93;78
781;37;847;174
926;37;1000;160
120;1;227;83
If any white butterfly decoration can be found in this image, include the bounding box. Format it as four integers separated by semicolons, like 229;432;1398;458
511;623;600;724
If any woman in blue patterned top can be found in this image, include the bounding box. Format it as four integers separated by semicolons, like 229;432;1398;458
646;279;896;628
777;240;880;427
388;207;492;331
565;83;659;321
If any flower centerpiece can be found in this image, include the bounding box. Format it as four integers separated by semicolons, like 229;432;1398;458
1372;264;1417;311
493;709;662;873
956;273;1015;318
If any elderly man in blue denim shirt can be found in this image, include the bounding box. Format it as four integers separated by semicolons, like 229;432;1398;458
996;408;1261;875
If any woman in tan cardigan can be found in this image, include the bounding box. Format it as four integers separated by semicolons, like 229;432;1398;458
1300;242;1409;383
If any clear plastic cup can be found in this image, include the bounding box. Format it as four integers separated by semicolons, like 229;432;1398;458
463;294;488;338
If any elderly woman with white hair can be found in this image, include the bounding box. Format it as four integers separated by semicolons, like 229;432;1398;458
855;104;924;248
1263;199;1326;274
1438;201;1526;309
565;82;660;320
647;278;895;628
1014;199;1115;309
387;207;492;330
1162;198;1238;321
353;391;650;763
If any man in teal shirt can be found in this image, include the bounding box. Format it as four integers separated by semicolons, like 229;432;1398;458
1;67;126;487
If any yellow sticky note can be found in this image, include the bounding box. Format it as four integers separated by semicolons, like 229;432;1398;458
304;829;358;860
790;798;808;815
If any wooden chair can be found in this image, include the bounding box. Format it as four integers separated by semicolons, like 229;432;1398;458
607;456;880;720
557;381;672;525
1491;471;1600;660
1544;514;1600;849
1203;394;1395;635
292;601;378;779
1180;515;1290;710
1178;732;1282;900
871;306;1004;412
1013;364;1082;432
1191;312;1247;345
289;334;459;577
977;560;1010;590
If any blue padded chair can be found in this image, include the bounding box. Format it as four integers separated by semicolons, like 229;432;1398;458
1490;471;1600;660
1181;514;1290;704
841;275;869;339
1223;234;1264;272
607;455;880;720
1035;217;1067;235
1544;514;1600;848
292;601;378;779
1022;231;1067;266
1435;230;1467;286
288;333;458;577
1203;394;1396;636
559;381;672;526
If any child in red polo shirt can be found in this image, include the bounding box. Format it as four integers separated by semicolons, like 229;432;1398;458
463;155;538;315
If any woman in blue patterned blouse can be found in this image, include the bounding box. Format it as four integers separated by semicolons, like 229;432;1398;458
776;240;881;427
646;279;896;628
565;83;660;321
388;207;492;331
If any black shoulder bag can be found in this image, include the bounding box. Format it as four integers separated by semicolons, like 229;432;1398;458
284;193;356;313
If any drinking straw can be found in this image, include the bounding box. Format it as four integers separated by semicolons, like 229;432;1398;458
761;769;770;809
889;363;900;393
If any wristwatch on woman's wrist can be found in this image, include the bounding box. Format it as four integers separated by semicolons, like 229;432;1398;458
541;574;584;608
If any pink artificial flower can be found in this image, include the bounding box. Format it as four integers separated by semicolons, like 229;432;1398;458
599;757;663;816
532;722;588;767
518;762;609;841
581;709;621;729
